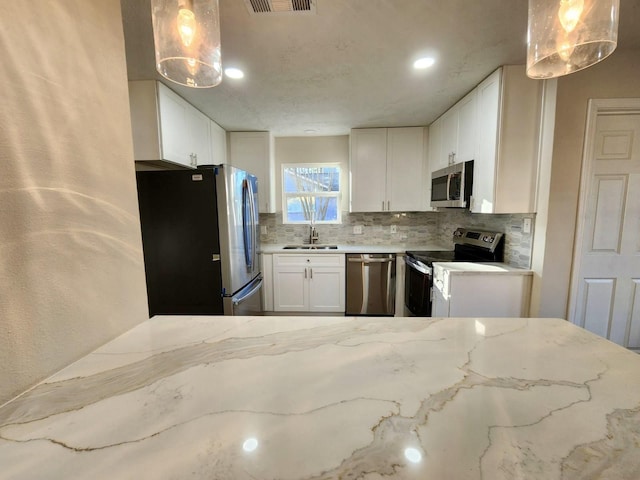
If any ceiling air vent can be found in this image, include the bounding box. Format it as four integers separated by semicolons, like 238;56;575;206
244;0;316;15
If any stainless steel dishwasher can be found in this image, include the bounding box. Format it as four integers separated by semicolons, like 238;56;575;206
346;254;396;316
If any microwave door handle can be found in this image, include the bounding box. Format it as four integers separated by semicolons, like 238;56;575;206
446;174;451;201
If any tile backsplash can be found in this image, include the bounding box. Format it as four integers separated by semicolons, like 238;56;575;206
260;210;535;268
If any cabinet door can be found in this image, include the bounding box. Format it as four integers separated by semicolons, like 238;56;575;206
456;90;478;163
186;107;211;167
308;267;345;312
209;120;227;164
432;285;449;317
229;132;275;213
157;83;192;167
440;106;459;168
273;266;307;311
350;128;387;212
448;274;531;317
386;127;426;211
473;69;501;213
428;117;442;175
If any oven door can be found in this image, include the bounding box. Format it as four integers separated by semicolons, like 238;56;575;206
404;256;433;316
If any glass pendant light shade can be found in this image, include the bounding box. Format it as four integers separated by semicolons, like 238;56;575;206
151;0;222;88
527;0;620;79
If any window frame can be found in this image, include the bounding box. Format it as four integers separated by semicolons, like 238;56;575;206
281;163;342;224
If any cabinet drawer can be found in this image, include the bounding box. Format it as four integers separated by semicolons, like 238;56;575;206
274;254;345;267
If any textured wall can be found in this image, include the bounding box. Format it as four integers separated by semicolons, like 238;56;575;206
0;1;149;404
261;211;534;268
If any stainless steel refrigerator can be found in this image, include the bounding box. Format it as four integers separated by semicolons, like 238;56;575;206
136;165;263;316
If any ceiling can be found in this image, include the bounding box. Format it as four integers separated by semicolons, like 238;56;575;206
121;0;640;137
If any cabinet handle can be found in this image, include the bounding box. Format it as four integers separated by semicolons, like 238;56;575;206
310;268;313;279
381;201;385;211
387;200;390;211
304;268;307;279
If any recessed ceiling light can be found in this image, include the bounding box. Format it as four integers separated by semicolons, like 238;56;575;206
413;57;435;69
225;67;244;79
304;129;317;134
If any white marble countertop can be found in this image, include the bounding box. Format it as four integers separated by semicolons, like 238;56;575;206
433;261;533;274
1;316;639;479
260;244;450;254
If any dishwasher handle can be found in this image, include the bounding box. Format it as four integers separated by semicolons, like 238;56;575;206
348;257;395;264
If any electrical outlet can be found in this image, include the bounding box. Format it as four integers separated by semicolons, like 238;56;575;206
390;225;397;234
353;225;363;235
523;218;532;234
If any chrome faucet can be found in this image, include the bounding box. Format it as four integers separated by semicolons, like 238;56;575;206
309;225;319;244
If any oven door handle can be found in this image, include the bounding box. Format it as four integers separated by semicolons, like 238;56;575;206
404;256;432;276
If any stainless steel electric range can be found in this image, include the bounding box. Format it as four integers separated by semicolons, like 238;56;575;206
404;228;505;316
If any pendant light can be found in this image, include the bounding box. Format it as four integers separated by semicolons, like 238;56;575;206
151;0;222;88
526;0;620;79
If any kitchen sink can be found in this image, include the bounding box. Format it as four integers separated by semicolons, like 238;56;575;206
282;245;339;250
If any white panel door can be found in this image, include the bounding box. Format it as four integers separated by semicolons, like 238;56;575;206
572;113;640;348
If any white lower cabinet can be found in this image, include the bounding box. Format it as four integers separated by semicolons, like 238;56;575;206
273;254;345;312
432;262;533;317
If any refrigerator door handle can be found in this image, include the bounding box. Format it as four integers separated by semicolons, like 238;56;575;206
232;275;263;305
242;179;253;270
248;178;258;273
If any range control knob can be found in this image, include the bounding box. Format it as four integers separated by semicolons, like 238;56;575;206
483;235;494;243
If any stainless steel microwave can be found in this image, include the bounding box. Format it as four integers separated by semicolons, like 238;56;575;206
431;160;474;208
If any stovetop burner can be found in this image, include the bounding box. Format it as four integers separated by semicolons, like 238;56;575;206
406;228;505;267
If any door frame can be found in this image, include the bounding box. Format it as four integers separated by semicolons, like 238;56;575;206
568;98;640;338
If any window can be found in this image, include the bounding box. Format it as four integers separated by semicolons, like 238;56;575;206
282;164;341;223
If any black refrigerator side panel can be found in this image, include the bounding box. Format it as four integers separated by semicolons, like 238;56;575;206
136;169;224;316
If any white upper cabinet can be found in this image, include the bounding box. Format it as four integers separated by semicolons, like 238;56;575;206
185;107;212;167
209;119;227;165
128;80;213;169
473;66;543;214
456;90;478;163
439;107;459;170
350;128;388;212
386;127;427;211
229;131;276;213
427;65;545;214
350;127;428;212
429;90;477;173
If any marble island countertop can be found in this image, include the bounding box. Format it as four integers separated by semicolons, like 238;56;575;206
1;316;639;479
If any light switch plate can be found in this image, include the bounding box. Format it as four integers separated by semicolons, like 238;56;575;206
260;225;267;235
523;218;532;234
353;225;363;235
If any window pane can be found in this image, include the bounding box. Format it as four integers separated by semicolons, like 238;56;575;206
285;195;339;223
283;166;340;193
